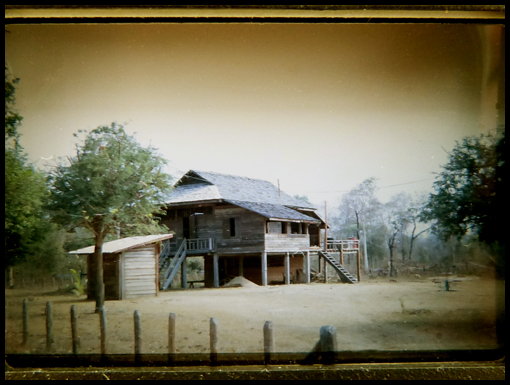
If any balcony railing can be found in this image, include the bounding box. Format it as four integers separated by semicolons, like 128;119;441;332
164;238;216;255
327;239;359;252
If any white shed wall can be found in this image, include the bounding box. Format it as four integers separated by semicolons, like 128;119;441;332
123;246;157;298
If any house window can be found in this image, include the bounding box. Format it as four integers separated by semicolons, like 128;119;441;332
230;218;236;237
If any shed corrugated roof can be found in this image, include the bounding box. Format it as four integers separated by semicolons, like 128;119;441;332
164;170;315;209
68;234;174;255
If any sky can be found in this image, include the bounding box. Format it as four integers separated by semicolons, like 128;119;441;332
5;22;505;214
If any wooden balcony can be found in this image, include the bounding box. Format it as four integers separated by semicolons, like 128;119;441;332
326;239;360;253
163;238;216;256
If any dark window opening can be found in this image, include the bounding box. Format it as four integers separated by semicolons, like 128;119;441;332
230;218;236;237
183;217;190;239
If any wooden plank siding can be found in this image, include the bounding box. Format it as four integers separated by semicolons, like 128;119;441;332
264;234;310;252
123;246;157;299
161;204;267;254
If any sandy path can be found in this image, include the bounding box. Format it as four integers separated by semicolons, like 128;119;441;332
5;277;501;355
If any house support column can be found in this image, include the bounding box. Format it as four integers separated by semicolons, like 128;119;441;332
181;257;188;289
323;256;328;283
305;251;311;283
261;252;268;286
285;253;290;285
213;253;219;288
239;256;244;277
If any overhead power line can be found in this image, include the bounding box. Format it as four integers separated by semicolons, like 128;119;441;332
301;177;435;194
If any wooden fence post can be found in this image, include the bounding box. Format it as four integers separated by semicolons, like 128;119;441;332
22;299;28;345
99;307;107;355
46;301;53;350
210;317;218;364
168;312;176;354
134;310;142;359
263;320;275;364
71;305;79;354
319;325;337;364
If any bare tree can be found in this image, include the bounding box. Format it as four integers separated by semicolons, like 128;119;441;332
337;177;380;271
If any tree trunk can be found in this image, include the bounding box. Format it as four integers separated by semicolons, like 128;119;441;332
355;211;361;240
7;266;14;289
362;221;369;272
92;231;105;313
388;231;398;277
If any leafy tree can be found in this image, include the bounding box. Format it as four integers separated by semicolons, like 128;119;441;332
5;65;23;148
5;66;51;282
421;133;504;245
47;123;172;311
293;194;312;206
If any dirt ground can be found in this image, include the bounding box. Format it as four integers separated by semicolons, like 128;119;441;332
4;276;503;356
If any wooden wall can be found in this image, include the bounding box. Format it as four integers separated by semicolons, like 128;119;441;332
265;234;310;252
123;246;157;299
161;204;266;254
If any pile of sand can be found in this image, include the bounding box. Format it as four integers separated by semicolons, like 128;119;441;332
222;276;259;288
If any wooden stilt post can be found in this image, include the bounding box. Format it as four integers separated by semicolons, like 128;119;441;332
213;253;219;288
284;253;290;285
181;257;188;289
239;256;244;277
357;247;361;282
340;242;344;265
261;252;268;286
168;312;176;354
305;251;311;284
263;320;275;364
323;257;328;283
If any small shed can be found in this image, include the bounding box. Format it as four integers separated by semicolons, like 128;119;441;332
69;234;173;300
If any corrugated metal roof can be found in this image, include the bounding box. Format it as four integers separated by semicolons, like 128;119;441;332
68;234;174;255
226;200;320;223
164;170;316;209
164;182;222;204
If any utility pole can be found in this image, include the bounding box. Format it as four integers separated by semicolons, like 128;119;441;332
324;201;328;251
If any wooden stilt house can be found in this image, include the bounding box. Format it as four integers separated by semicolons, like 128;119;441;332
69;234;173;300
158;170;329;289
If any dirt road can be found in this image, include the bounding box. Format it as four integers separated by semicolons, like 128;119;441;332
5;277;501;355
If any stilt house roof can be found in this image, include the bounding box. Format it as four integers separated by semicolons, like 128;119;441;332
164;170;323;224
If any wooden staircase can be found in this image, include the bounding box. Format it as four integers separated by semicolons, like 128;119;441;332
160;239;187;290
318;251;358;284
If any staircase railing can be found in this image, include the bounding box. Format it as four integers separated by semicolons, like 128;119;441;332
159;239;173;270
318;250;358;283
162;239;187;290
